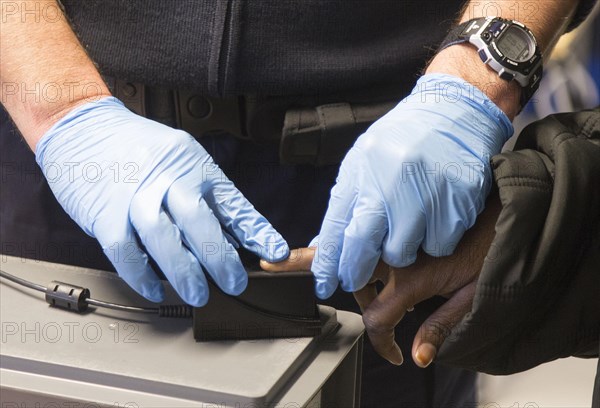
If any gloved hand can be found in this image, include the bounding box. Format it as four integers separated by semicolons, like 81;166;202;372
36;97;289;306
311;73;513;299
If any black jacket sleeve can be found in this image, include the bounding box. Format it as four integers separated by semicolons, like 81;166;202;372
436;108;600;388
568;0;598;31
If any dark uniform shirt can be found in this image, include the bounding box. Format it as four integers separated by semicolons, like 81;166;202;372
60;0;464;96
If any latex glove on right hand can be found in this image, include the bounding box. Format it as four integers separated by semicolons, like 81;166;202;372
35;97;289;306
312;73;513;298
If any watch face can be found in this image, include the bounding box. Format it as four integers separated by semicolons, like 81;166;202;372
497;25;534;62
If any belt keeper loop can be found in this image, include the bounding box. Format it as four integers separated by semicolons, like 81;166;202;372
174;90;246;139
280;101;395;166
114;80;146;117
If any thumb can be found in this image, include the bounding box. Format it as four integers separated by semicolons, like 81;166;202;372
412;281;476;368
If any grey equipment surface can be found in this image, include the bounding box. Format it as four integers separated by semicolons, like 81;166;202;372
0;255;364;407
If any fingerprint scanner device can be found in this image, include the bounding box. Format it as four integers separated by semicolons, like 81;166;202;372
194;270;322;341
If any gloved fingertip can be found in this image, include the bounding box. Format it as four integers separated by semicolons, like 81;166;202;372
142;282;165;303
339;280;354;292
340;278;367;293
315;279;337;300
268;241;290;263
224;270;248;296
177;273;209;307
183;289;209;308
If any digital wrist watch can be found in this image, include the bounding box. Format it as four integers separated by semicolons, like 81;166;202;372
439;17;543;109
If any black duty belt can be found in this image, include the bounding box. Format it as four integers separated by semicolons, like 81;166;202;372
109;78;400;166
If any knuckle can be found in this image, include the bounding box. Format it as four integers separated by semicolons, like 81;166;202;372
129;196;161;234
422;319;451;343
355;132;377;151
361;309;390;334
168;188;203;223
169;129;194;145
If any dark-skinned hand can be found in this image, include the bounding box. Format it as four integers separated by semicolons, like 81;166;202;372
261;194;501;368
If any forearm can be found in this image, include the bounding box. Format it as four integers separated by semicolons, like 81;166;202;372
0;0;111;150
426;0;580;120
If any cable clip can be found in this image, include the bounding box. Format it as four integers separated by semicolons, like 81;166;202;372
45;281;90;312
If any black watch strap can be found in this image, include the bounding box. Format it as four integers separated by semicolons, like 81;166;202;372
439;18;488;50
518;64;543;110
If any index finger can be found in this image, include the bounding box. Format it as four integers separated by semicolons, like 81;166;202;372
201;161;290;262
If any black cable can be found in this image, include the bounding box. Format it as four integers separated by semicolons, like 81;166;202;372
0;269;45;292
0;268;191;317
86;298;158;314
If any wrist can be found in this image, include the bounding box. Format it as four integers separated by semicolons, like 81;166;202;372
2;78;112;151
35;95;121;165
31;85;112;152
426;44;521;120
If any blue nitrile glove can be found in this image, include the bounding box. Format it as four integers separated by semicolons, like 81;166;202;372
311;73;513;299
36;97;289;306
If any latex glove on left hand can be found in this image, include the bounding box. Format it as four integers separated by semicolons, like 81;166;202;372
312;73;513;298
36;97;289;306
